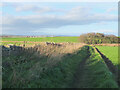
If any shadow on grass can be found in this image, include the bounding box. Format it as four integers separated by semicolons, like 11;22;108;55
2;45;89;88
2;45;119;88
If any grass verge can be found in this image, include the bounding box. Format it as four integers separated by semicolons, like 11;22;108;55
70;46;118;88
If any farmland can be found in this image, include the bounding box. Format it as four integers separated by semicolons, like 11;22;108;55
1;35;120;88
95;46;119;66
2;37;79;43
2;41;119;88
95;45;120;87
1;1;119;88
1;37;79;46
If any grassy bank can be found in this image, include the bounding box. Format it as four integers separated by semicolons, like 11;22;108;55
2;45;118;88
2;43;85;88
95;46;120;87
70;46;118;88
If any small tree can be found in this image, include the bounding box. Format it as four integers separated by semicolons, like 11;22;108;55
79;33;118;44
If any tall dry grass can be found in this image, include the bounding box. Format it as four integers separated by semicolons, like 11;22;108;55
2;42;86;87
24;42;86;69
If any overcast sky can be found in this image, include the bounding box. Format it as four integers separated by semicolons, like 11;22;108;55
0;2;118;36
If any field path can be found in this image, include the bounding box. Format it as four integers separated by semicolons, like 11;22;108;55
70;57;88;88
69;46;119;88
69;46;90;88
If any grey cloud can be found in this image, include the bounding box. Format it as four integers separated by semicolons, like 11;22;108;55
15;5;65;13
2;6;117;34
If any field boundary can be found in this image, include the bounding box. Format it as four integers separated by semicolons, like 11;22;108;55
94;46;119;86
93;44;119;47
1;41;43;43
69;46;118;88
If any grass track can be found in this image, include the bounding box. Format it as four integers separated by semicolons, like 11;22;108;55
70;46;118;88
2;45;118;88
2;45;88;88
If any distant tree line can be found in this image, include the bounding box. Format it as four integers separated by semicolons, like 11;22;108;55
79;33;119;44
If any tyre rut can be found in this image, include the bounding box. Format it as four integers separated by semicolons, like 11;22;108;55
69;46;90;88
94;46;119;86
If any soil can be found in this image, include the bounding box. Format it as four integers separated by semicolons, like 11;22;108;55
94;44;119;47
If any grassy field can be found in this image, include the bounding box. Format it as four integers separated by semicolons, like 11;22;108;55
2;44;118;88
95;46;119;66
95;46;120;86
2;37;79;43
2;37;119;88
1;42;35;46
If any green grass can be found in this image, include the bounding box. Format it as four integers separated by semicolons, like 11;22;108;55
95;46;119;66
95;46;120;87
74;46;118;88
2;37;79;43
1;42;34;46
2;45;89;88
2;45;118;88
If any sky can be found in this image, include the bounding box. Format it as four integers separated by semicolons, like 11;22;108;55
0;2;118;36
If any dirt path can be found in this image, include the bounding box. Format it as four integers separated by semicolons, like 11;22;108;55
93;44;119;47
69;47;90;88
70;57;88;88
